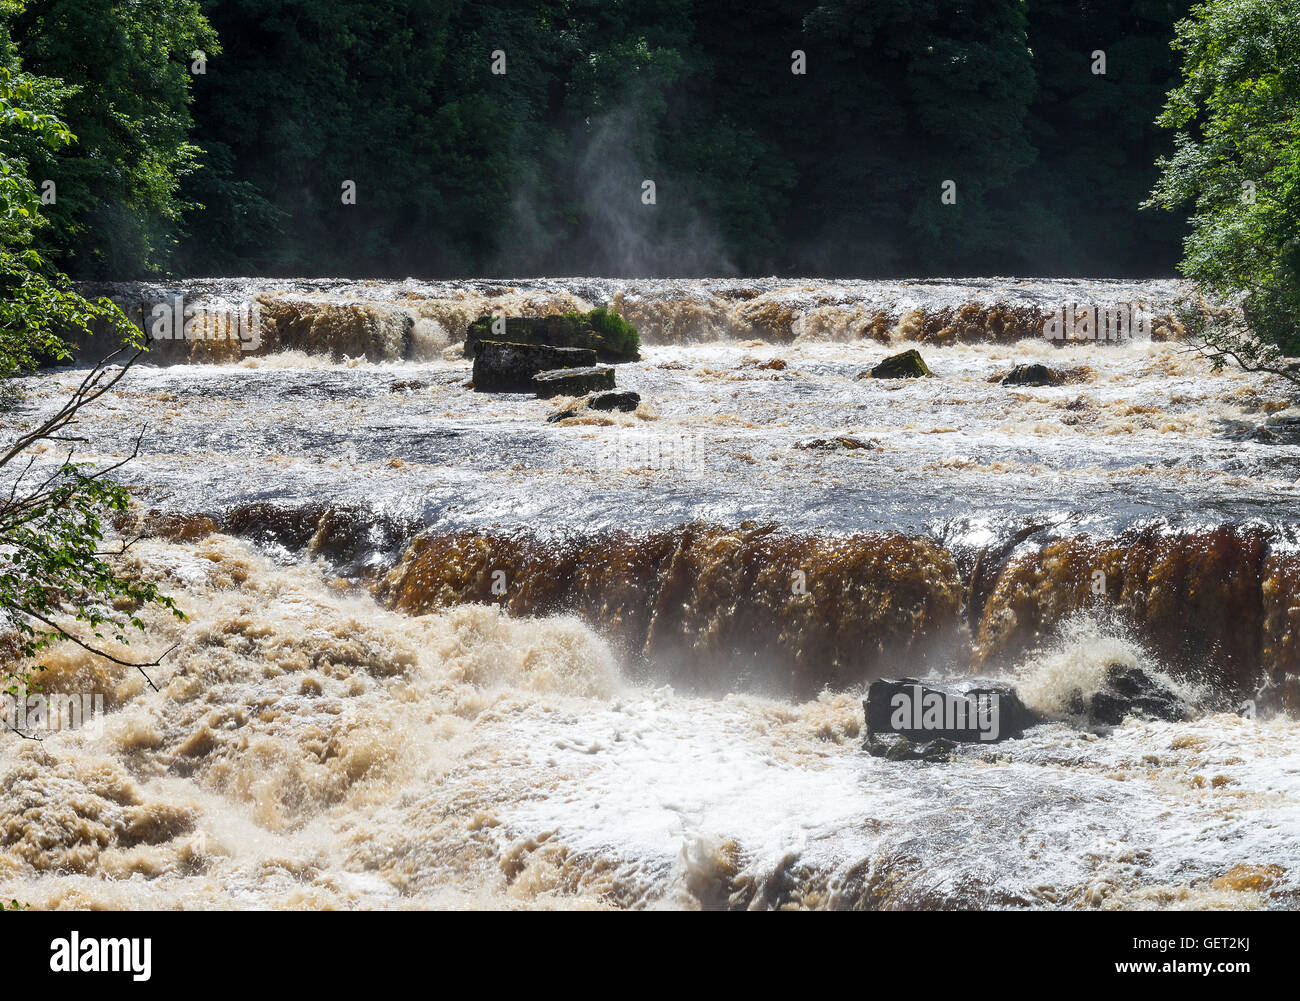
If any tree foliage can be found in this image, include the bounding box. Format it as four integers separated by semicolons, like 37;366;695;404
1147;0;1300;372
0;0;1206;278
3;0;216;277
0;0;1198;279
1;57;182;705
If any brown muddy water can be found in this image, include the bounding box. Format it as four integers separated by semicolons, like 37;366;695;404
1;277;1298;909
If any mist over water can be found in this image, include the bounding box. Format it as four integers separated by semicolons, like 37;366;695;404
501;104;738;278
3;277;1298;909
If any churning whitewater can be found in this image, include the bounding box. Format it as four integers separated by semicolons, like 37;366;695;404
2;278;1298;909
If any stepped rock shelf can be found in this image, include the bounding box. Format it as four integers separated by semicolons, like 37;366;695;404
464;308;641;362
468;311;639;397
532;365;616;398
471;341;596;393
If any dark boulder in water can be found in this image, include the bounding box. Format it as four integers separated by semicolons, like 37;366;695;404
858;349;932;379
589;391;641;412
864;677;1041;743
1001;363;1061;387
533;365;616;398
464;309;640;362
472;341;597;393
545;391;639;420
1074;664;1187;725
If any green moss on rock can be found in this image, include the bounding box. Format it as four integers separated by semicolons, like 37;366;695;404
464;309;640;362
860;349;933;379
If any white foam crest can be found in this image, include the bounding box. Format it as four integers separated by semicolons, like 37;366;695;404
1012;613;1213;716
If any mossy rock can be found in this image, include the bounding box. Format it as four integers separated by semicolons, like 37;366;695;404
885;737;918;761
465;308;640;362
861;349;932;379
874;736;956;763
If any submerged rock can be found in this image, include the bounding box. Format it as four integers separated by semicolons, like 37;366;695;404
864;677;1040;743
472;341;596;393
1000;363;1061;387
858;348;932;379
533;365;616;398
1226;424;1278;443
867;735;958;763
794;436;877;451
464;309;640;362
589;390;641;412
1072;664;1187;725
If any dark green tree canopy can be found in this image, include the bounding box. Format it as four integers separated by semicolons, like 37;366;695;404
4;0;1199;278
1148;0;1300;359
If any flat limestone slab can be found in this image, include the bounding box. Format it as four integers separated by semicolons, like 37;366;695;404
473;341;597;393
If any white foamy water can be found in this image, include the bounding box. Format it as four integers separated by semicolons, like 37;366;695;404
0;537;1294;910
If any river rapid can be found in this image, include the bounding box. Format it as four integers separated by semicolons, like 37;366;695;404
1;277;1297;910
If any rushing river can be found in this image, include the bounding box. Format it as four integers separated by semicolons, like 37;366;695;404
1;277;1297;909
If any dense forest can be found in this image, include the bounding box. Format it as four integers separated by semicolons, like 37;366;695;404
4;0;1193;279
